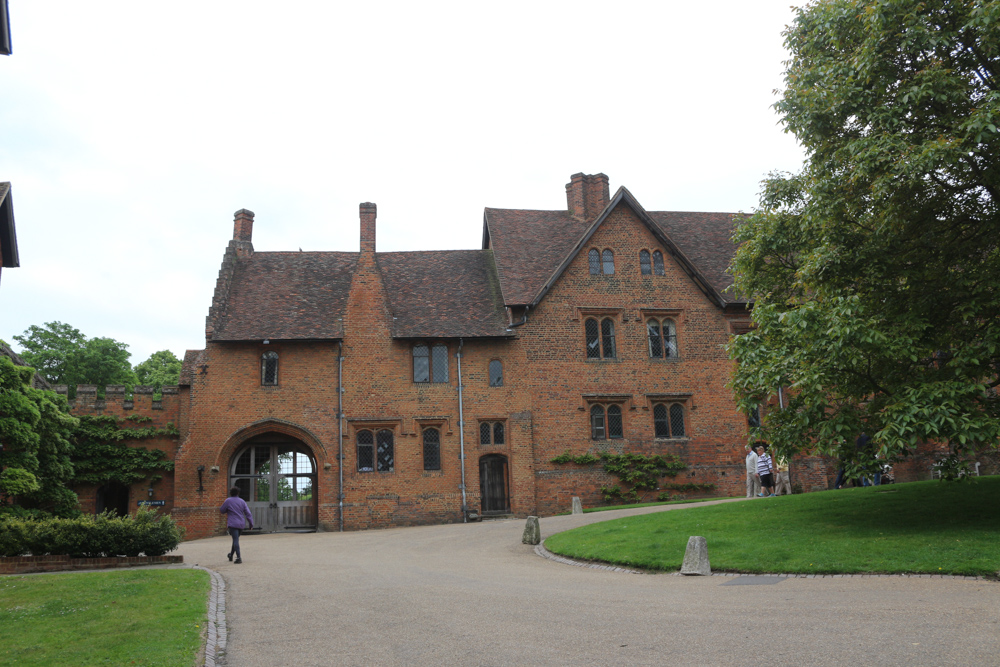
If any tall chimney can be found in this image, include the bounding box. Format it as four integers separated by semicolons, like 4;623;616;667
566;173;610;221
360;202;377;253
233;209;254;242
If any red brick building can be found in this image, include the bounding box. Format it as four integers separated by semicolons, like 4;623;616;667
68;173;816;538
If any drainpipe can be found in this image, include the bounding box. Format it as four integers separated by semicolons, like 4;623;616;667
777;386;785;410
338;342;344;532
457;338;468;522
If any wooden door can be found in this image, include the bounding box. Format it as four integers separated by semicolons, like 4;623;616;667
479;454;510;514
230;440;317;532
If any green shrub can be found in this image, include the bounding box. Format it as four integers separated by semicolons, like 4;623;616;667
0;508;183;558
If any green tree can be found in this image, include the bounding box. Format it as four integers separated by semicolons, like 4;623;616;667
134;350;182;394
13;322;137;396
729;0;1000;476
0;356;79;516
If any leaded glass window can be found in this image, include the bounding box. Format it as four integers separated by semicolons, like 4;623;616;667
601;318;616;359
602;249;615;275
376;429;394;472
653;403;670;437
261;351;278;386
414;343;449;383
489;360;503;387
647;318;677;358
480;422;492;445
413;344;430;383
607;405;623;438
585;318;601;358
479;421;505;446
357;430;374;472
493;422;504;445
670;404;685;437
653;250;665;275
590;405;606;440
640;250;651;275
588;249;600;275
423;428;440;471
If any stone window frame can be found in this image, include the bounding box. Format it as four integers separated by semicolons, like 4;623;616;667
639;249;666;276
642;393;692;441
641;309;683;360
580;308;621;361
413;341;449;384
581;394;632;441
349;419;401;474
478;419;506;447
261;350;279;386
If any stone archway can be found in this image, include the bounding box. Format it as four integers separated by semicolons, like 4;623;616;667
229;432;318;532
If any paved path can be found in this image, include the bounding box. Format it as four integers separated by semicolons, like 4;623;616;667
177;501;1000;666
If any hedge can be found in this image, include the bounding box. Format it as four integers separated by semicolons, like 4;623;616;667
0;508;183;557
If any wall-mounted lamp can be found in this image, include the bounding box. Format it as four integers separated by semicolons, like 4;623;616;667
147;486;154;498
210;465;220;473
263;339;270;344
197;464;205;493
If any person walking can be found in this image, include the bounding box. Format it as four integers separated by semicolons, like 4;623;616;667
756;444;775;497
745;445;760;498
220;486;254;564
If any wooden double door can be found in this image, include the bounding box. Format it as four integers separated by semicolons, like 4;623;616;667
479;454;510;515
230;436;317;532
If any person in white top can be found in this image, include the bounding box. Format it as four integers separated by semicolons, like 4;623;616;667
745;445;760;498
756;444;775;497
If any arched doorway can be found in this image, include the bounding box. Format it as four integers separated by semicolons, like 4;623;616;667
229;433;318;532
96;482;130;517
479;454;510;515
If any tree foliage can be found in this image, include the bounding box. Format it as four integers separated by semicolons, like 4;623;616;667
0;356;79;516
730;0;1000;474
13;322;137;396
134;350;182;395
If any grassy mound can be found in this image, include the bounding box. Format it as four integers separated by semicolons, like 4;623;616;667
544;477;1000;576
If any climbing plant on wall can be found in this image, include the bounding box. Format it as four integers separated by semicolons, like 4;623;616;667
71;415;177;487
550;451;713;504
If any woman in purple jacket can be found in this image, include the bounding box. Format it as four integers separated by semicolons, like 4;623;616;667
220;486;254;564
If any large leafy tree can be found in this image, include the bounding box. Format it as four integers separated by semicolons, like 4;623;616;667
134;350;182;394
13;322;137;396
730;0;1000;475
0;356;79;516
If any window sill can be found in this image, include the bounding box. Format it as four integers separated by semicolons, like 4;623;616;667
653;437;690;442
261;384;280;390
585;358;621;363
648;356;681;363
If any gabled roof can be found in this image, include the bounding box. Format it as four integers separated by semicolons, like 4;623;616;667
379;250;510;338
0;182;19;269
483;208;591;306
485;186;746;309
210;252;358;341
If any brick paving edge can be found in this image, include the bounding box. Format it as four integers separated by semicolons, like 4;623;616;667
192;566;227;667
534;543;989;581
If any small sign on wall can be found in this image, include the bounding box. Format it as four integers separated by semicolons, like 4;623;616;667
138;500;166;506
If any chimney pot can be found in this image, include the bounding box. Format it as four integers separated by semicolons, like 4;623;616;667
566;173;610;221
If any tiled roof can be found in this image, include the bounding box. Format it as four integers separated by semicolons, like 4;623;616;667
178;349;206;386
211;252;358;341
484;203;747;308
647;211;744;304
379;250;511;338
484;208;591;306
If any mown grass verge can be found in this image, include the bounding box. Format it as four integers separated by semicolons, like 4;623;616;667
0;568;209;666
545;477;1000;577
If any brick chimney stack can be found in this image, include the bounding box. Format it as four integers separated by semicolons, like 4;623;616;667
233;209;254;242
566;173;610;221
360;202;377;253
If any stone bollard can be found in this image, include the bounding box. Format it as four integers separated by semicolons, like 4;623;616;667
571;497;583;515
522;516;541;545
680;536;711;576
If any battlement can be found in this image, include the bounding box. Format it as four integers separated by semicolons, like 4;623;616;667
56;385;182;425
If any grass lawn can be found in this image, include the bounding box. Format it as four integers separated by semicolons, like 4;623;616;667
0;568;209;667
545;477;1000;577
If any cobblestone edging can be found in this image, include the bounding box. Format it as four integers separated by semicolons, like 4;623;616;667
534;543;986;580
194;566;227;667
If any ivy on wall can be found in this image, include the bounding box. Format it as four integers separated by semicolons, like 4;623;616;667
550;450;715;504
71;415;177;487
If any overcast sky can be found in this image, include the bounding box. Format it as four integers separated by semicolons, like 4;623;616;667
1;1;805;366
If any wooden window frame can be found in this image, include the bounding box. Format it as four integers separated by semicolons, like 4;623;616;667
413;342;449;384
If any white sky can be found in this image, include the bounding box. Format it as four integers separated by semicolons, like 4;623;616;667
0;1;805;366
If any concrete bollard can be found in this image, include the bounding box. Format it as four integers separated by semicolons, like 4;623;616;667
571;497;583;515
522;516;541;545
680;536;711;576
